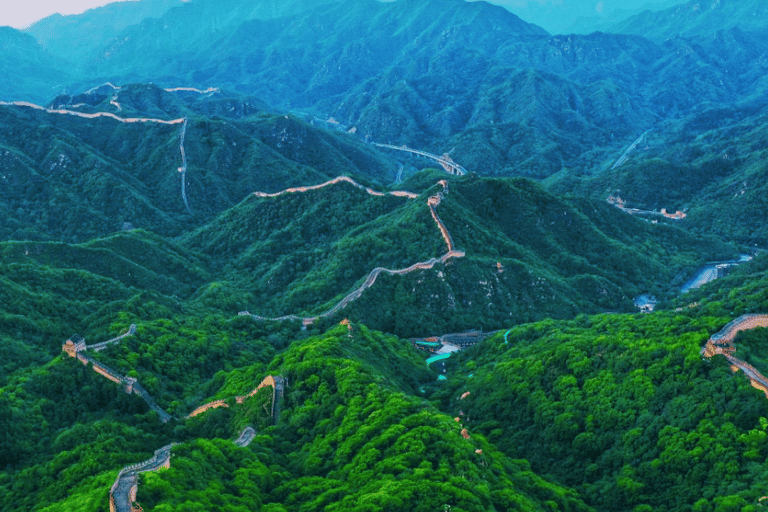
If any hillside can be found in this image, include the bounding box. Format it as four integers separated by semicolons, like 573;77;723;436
0;321;597;511
549;85;768;244
181;171;735;336
432;309;768;512
0;83;395;242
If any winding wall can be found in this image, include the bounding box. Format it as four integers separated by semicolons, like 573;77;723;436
186;375;284;425
241;179;463;324
702;314;768;397
108;375;282;512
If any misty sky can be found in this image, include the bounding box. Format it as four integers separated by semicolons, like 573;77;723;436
1;0;141;29
1;0;683;32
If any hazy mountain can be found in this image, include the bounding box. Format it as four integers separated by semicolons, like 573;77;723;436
611;0;768;43
486;0;685;35
25;0;183;65
22;0;755;183
0;27;71;102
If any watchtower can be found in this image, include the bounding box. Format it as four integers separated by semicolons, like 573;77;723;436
62;334;86;357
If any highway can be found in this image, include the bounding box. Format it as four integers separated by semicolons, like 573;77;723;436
371;142;467;176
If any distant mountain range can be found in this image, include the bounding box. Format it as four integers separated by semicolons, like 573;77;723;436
612;0;768;43
1;0;763;191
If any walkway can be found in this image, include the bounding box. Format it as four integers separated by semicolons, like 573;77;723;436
109;443;177;512
241;180;463;325
702;314;768;397
87;324;137;352
234;426;257;447
0;99;192;211
107;374;283;511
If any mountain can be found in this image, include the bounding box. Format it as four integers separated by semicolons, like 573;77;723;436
23;0;758;185
5;2;768;511
0;83;394;242
493;0;684;35
7;0;768;190
0;27;71;103
24;0;183;66
611;0;768;43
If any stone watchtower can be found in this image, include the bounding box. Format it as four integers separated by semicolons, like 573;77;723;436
62;334;86;357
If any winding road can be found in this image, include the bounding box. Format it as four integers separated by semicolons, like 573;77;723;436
611;130;650;170
241;179;463;325
372;143;467;176
178;118;191;212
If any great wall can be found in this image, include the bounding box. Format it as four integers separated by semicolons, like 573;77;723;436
62;327;172;423
0;100;186;125
241;179;464;325
0;98;192;213
702;314;768;398
61;325;284;512
106;375;284;512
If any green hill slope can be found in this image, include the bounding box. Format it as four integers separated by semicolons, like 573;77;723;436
0;322;594;512
433;310;768;511
0;84;395;242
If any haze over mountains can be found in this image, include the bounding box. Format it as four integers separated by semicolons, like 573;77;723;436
4;1;768;511
3;0;768;242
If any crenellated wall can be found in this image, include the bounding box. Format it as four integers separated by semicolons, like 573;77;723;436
241;180;463;324
702;314;768;399
109;375;284;512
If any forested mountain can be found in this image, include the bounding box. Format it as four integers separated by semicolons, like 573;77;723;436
3;0;767;189
3;0;768;510
25;0;183;64
0;83;393;241
8;0;766;192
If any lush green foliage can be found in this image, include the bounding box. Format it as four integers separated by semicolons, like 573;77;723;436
433;312;768;511
0;87;394;242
